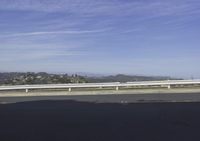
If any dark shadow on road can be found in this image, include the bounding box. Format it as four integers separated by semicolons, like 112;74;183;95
1;100;200;141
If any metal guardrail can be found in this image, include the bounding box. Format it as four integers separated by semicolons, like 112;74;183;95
0;80;200;93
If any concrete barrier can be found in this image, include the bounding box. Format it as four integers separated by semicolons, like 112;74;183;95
0;80;200;93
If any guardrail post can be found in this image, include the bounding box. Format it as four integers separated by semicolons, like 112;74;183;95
116;86;119;91
25;89;29;93
68;88;71;92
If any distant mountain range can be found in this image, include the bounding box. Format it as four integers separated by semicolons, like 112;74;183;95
85;74;181;83
0;72;181;85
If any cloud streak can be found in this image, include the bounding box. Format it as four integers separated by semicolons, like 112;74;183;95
1;0;200;34
0;50;87;62
0;0;199;17
0;0;200;77
0;29;106;38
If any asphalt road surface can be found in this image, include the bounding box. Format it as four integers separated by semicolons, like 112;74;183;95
1;93;200;104
1;93;200;141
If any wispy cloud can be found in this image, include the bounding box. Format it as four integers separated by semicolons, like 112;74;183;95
0;0;199;17
1;0;200;33
0;0;200;76
0;29;106;38
0;50;87;62
121;28;145;34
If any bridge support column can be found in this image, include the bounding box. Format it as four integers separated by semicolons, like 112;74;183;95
167;85;171;89
25;89;29;93
68;88;71;92
116;86;119;91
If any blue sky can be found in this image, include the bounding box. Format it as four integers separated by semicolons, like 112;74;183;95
0;0;200;78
